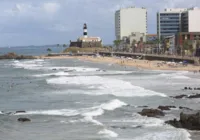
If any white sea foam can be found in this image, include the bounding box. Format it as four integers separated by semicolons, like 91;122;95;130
11;59;45;70
46;76;166;97
172;75;190;79
100;99;127;110
98;129;118;138
33;72;69;77
158;71;191;80
112;113;164;127
81;99;127;126
13;99;127;126
113;113;191;140
15;109;79;116
130;129;191;140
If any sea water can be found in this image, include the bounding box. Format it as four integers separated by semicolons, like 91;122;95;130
0;46;200;140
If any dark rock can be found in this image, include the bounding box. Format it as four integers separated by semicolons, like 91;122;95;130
138;109;164;117
166;111;200;130
18;118;31;122
184;87;188;90
52;69;57;71
188;87;192;90
158;105;176;110
15;111;26;114
170;94;187;99
179;106;193;111
188;93;200;99
137;105;148;108
0;53;36;60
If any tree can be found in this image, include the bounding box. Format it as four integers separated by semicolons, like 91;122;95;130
131;39;137;53
183;40;189;56
47;48;52;54
63;44;67;47
113;40;121;51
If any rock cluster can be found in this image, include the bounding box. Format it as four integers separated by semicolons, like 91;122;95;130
170;93;200;99
0;53;36;60
138;109;164;117
166;111;200;130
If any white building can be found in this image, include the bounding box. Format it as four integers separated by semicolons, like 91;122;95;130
181;7;200;32
115;7;147;41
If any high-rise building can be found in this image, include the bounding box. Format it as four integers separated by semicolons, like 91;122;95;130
157;7;200;40
115;7;147;41
181;7;200;32
157;8;186;40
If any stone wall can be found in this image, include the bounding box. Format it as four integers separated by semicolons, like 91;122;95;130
69;41;82;47
69;41;102;48
81;42;102;48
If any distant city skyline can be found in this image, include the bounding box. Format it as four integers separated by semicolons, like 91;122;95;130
0;0;199;47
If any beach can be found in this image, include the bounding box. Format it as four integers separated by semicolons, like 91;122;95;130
41;55;200;72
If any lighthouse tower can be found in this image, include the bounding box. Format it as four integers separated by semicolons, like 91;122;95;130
83;23;88;38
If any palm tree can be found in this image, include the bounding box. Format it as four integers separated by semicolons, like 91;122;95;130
47;48;52;54
131;39;136;53
183;40;189;56
113;40;121;51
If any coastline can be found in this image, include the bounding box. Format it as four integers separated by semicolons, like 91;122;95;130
39;55;200;72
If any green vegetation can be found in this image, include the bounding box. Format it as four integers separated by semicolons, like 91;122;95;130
63;47;110;53
113;40;121;51
47;48;52;54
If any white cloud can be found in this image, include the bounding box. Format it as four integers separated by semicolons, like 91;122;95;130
43;2;60;14
0;0;200;46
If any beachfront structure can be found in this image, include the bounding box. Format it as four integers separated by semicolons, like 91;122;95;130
115;7;147;41
69;23;102;48
157;7;200;40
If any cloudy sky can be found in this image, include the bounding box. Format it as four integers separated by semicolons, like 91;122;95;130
0;0;199;46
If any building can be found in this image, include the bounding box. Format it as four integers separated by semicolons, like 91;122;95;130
181;7;200;32
69;23;102;48
157;8;185;39
115;7;147;41
157;7;200;39
129;32;146;44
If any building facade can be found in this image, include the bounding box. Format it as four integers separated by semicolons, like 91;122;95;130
181;7;200;32
157;7;200;39
157;8;186;39
115;7;147;41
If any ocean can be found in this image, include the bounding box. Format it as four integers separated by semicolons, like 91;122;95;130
0;46;200;140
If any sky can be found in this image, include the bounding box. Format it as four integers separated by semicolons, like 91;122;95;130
0;0;199;47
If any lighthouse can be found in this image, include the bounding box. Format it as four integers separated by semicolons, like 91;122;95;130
83;23;88;38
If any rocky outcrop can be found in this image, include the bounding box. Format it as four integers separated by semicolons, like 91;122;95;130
188;93;200;99
0;53;36;60
18;118;31;122
166;111;200;130
158;105;176;110
15;111;26;114
179;106;193;111
138;109;164;117
184;87;200;90
170;94;187;99
171;93;200;99
137;105;148;108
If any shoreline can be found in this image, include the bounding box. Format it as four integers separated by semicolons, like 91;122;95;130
39;55;200;72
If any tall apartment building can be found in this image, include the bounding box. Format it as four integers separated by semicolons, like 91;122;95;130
157;7;200;40
181;7;200;32
115;7;147;41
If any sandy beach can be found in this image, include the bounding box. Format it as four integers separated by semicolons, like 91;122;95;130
40;55;200;72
